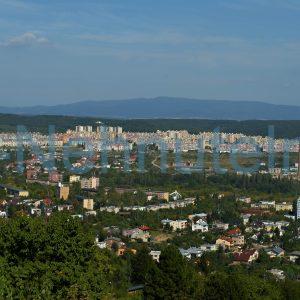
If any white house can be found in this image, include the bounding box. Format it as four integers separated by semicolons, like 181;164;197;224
179;249;191;259
0;211;7;218
188;213;207;221
170;190;182;201
31;208;42;216
213;221;229;231
149;250;161;262
161;219;188;231
192;219;209;232
241;214;251;225
200;244;218;252
179;247;203;259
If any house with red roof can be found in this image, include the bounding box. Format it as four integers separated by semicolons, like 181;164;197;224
233;249;259;263
227;227;241;236
216;236;234;249
139;225;151;231
226;227;245;246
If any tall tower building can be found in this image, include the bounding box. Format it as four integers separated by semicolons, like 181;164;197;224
297;198;300;220
57;183;70;201
298;142;300;180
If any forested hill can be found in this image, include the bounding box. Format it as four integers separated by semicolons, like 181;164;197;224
1;114;300;138
1;98;300;120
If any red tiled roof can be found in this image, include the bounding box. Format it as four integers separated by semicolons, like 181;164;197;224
227;228;241;236
139;225;151;231
233;249;257;262
43;198;52;206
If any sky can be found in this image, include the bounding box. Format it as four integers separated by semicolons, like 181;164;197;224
0;0;300;106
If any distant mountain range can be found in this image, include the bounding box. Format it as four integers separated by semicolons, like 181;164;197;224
1;97;300;120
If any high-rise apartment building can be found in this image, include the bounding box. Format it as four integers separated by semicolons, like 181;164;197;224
57;184;69;200
80;177;99;190
296;198;300;220
75;125;93;133
83;199;94;210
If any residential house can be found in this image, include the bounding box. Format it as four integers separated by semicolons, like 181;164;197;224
31;208;42;216
200;244;218;252
146;191;169;201
262;221;276;232
192;219;209;232
26;169;38;180
57;204;73;211
231;235;245;246
213;221;229;231
253;200;276;209
49;171;62;183
180;247;203;259
170;190;182;201
241;214;252;225
85;210;97;216
179;249;192;259
275;202;293;212
150;251;161;262
227;228;242;236
96;236;136;256
99;206;120;214
287;251;300;263
265;246;285;258
69;175;81;183
236;197;251;204
233;249;259;263
161;219;188;231
122;228;150;242
0;211;7;218
188;213;207;221
226;228;245;246
216;236;234;249
268;269;285;280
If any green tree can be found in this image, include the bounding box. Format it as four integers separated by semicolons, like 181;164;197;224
131;245;156;284
0;213;128;298
144;245;203;299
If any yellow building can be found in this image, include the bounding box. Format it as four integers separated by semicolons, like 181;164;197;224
57;185;69;200
83;199;94;210
18;190;29;197
157;192;170;201
275;202;293;211
216;237;234;249
147;191;169;201
69;175;80;183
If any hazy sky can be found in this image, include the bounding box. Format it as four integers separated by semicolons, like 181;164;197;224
0;0;300;106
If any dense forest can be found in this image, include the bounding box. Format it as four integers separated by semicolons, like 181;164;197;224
1;113;300;138
0;213;128;298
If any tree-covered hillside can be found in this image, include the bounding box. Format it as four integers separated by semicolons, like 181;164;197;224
0;213;299;299
1;114;300;138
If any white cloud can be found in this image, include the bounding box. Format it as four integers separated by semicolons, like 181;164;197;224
0;32;49;47
79;31;245;47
